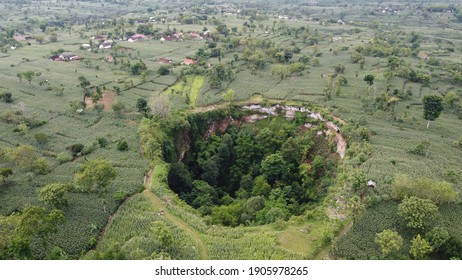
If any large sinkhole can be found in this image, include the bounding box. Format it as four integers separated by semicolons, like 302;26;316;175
163;105;342;227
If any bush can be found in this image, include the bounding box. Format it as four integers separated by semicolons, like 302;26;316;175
82;141;98;155
34;133;48;145
97;137;108;148
158;66;170;75
117;140;129;151
114;190;129;203
408;140;430;156
392;174;457;204
70;144;84;156
453;136;462;150
57;152;73;164
0;92;13;103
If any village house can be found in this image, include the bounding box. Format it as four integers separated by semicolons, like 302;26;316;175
99;40;113;49
13;34;32;41
159;58;173;64
190;32;203;40
160;36;175;42
91;35;106;41
50;52;81;62
182;58;199;65
128;34;148;42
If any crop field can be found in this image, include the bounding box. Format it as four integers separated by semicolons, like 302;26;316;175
86;193;198;260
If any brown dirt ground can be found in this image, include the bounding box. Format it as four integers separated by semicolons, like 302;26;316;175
84;90;117;111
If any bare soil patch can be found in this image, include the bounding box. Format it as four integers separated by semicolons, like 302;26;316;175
84;90;117;111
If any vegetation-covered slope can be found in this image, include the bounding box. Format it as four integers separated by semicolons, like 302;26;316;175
1;0;462;259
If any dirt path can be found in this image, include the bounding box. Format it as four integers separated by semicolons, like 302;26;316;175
334;132;347;159
144;168;208;260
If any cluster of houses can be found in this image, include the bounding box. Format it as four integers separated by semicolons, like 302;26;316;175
80;35;115;50
49;52;82;62
374;6;399;14
158;57;199;66
13;34;33;41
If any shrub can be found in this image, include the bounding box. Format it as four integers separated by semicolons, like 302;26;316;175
57;152;73;164
0;92;13;103
408;140;430;156
97;137;108;148
392;174;457;204
34;133;48;145
398;196;438;230
158;66;170;75
117;140;129;151
70;144;84;156
114;190;129;203
453;136;462;150
82;141;98;155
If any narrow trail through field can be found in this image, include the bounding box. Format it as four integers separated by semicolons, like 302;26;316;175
96;167;208;259
143;168;208;260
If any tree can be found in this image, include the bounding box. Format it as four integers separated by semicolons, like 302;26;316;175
22;71;35;85
112;102;126;118
375;229;404;258
347;195;365;221
34;35;44;44
211;202;243;227
426;227;450;251
334;64;345;74
423;95;443;128
151;94;171;117
241;196;265;224
410;234;433;259
17;206;65;247
78;75;90;87
398;196;438;230
117;140;129;151
74;158;116;193
157;66;170;75
261;152;286;184
190;180;218;215
93;103;104;114
151;221;174;250
70;143;84;157
222;89;235;112
364;74;375;86
408;140;430;157
392;175;457;204
69;100;86;112
7;145;35;170
167;163;193;195
0;215;22;259
47;246;67;260
130;61;147;75
252;175;271;197
136;98;148;114
30;157;50;175
38;183;70;209
200;157;220;186
0;92;13;103
222;88;235;103
0;168;13;187
34;133;48;146
48;33;58;43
